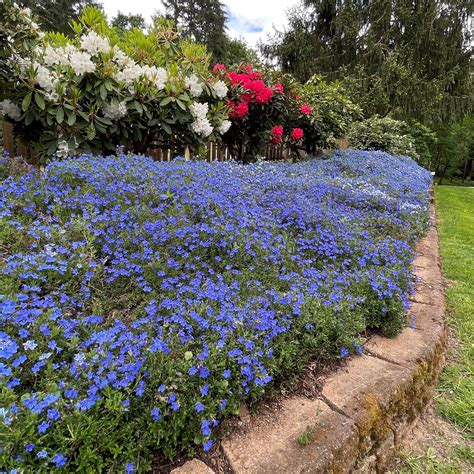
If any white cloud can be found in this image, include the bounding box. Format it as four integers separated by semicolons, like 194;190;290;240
100;0;298;47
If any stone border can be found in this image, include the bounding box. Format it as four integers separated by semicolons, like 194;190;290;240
173;201;446;473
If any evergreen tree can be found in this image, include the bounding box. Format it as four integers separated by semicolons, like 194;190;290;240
263;0;473;124
162;0;228;61
112;11;146;35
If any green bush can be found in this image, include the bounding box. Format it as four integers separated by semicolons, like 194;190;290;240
348;116;418;159
348;115;437;167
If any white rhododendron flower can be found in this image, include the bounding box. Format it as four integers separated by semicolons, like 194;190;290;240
56;140;70;159
212;80;228;99
103;101;127;120
45;91;59;102
69;51;95;75
80;31;111;55
34;63;58;91
142;65;167;89
191;117;213;137
189;102;209;120
115;64;141;85
189;102;213;137
113;48;134;67
185;74;203;97
218;119;231;134
43;45;68;66
0;99;21;121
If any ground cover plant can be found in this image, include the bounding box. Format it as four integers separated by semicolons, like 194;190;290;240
0;150;432;471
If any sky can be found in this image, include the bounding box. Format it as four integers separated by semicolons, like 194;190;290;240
100;0;299;47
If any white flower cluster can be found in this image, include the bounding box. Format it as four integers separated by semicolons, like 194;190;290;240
103;101;128;120
69;51;96;75
0;99;21;121
185;74;203;98
212;80;228;99
34;63;59;91
115;63;167;89
56;140;70;159
190;102;213;137
43;45;69;66
80;31;111;56
218;120;231;135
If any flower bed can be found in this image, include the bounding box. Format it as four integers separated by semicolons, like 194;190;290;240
0;151;431;471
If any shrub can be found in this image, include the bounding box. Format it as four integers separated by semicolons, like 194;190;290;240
0;4;230;161
215;68;361;161
285;74;362;155
0;150;431;471
348;115;436;166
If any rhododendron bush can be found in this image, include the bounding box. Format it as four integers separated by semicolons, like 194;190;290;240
0;150;431;470
213;66;361;161
0;5;230;160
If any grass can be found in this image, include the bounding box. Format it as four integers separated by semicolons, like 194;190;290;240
397;448;466;473
296;425;315;446
434;185;474;437
394;186;474;473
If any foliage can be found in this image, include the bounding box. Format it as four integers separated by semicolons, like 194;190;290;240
0;150;431;471
16;0;100;36
348;116;433;164
263;0;473;125
435;186;474;436
0;1;39;87
220;37;260;67
0;5;230;161
433;116;474;182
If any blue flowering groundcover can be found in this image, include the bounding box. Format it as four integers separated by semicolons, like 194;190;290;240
0;150;431;471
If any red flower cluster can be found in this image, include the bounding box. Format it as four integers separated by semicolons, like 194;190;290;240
215;64;277;120
300;104;313;115
291;128;304;141
212;64;227;74
274;83;284;94
228;101;249;120
271;125;284;145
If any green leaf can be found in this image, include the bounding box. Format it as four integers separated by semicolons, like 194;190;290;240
134;101;143;114
66;112;76;126
176;99;186;111
162;123;172;135
184;351;193;361
56;108;64;124
100;84;107;101
34;92;45;110
22;92;32;112
160;97;173;106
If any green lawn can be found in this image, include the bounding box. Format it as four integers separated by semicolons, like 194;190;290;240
435;185;474;436
395;186;474;472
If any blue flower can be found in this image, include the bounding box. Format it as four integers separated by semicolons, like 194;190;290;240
150;408;161;421
51;453;67;467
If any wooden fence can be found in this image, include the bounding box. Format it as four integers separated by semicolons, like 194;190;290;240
2;121;348;163
2;121;290;163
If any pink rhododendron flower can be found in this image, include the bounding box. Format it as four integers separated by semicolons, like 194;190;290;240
213;64;227;74
271;125;284;144
274;83;284;94
300;104;313;115
291;128;304;141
